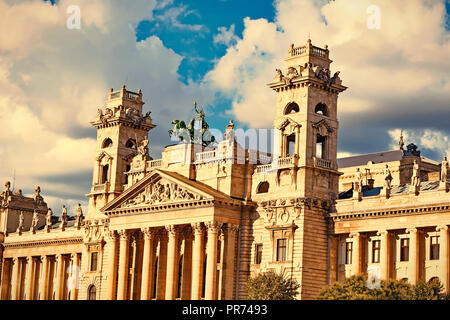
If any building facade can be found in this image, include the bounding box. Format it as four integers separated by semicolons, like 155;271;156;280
0;39;449;300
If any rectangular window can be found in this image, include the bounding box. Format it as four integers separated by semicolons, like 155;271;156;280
430;236;440;260
90;252;98;272
345;242;352;265
276;239;287;262
400;238;409;262
372;240;380;263
255;244;263;264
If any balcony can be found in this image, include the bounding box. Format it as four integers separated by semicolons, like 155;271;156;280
195;150;217;163
91;183;108;194
314;157;333;170
254;156;297;174
148;159;162;169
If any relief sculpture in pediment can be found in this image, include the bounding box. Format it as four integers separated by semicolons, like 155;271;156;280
121;180;204;208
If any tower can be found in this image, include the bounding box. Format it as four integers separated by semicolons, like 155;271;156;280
257;39;347;299
87;85;156;219
269;39;346;200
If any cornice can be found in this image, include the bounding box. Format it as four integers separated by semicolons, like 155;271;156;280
329;203;450;222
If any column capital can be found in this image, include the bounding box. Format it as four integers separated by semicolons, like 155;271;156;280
40;255;48;262
349;232;360;238
205;221;223;233
437;225;449;232
118;229;129;241
191;222;205;235
106;230;118;241
225;223;240;235
141;227;157;240
165;224;180;237
376;230;390;237
70;253;78;260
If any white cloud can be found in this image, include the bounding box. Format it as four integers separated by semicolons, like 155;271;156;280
0;0;214;211
205;0;450;155
389;128;450;159
214;24;239;47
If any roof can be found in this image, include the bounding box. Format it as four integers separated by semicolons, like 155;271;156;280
338;180;445;200
337;150;403;168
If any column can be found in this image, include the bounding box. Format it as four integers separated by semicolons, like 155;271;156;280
54;254;65;300
156;231;168;300
165;225;180;300
437;225;449;291
25;257;35;300
117;230;130;300
205;221;222;300
350;232;361;275
191;222;205;300
406;228;419;285
70;253;79;300
140;227;156;300
181;227;193;300
106;231;118;300
224;224;239;300
329;236;338;284
10;258;19;300
294;125;300;156
378;230;390;280
39;256;49;300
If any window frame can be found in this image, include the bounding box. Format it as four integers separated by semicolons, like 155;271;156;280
372;240;381;263
430;236;440;260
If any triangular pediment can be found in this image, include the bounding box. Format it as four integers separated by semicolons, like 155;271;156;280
312;119;334;135
276;117;301;130
96;151;113;161
102;169;232;212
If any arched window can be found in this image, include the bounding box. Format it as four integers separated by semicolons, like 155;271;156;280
102;138;113;148
315;103;329;116
257;181;269;194
88;285;96;300
125;138;137;150
101;164;109;184
284;102;300;115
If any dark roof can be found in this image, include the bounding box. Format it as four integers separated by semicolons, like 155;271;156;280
338;180;444;200
337;150;403;168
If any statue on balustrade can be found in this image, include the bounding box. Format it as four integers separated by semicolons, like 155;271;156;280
442;156;448;183
384;164;393;190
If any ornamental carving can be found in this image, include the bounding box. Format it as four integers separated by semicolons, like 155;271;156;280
121;180;204;208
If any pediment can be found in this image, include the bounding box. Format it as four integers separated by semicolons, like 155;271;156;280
96;151;113;162
312;119;334;136
102;170;228;212
277;117;301;131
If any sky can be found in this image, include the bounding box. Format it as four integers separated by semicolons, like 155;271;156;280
0;0;449;215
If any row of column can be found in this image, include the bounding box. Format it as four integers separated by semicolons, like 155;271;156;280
107;221;239;300
1;253;80;300
346;225;449;289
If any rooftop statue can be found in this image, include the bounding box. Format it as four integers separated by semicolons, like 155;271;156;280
168;102;216;146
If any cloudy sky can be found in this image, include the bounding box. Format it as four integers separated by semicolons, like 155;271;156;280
0;0;449;215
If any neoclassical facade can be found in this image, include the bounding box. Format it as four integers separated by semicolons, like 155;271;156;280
0;39;449;300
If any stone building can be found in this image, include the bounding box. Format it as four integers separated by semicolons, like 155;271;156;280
0;39;449;300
